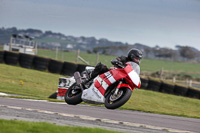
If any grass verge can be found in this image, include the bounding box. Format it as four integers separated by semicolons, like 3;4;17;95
0;119;122;133
124;89;200;118
0;64;61;98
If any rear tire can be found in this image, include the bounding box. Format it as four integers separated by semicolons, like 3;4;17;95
105;87;132;109
64;83;82;105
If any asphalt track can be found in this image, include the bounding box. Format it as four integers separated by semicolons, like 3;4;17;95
0;97;199;133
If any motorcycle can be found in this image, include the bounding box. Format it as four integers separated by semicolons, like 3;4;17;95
64;62;141;109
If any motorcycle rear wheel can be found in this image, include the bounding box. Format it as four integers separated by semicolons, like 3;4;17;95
64;83;82;105
105;87;132;109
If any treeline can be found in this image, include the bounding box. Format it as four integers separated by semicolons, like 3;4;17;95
94;45;200;61
1;27;200;61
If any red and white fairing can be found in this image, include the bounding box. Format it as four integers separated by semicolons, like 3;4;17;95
81;64;141;103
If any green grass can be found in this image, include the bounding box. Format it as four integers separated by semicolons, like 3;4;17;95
124;89;200;118
141;58;200;73
0;64;61;98
0;64;200;118
37;49;116;67
37;49;200;74
0;119;122;133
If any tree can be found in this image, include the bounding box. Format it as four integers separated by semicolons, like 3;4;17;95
179;46;197;60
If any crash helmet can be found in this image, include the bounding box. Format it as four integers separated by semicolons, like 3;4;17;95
127;48;143;65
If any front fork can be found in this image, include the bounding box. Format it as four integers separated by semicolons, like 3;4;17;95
114;81;134;92
114;81;122;95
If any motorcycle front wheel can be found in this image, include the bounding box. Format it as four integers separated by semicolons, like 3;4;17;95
105;87;132;109
64;83;83;105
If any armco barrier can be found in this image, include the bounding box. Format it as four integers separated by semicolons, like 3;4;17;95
160;82;174;94
19;53;34;68
33;56;49;71
140;77;149;89
4;51;19;65
48;59;64;74
0;50;4;63
147;79;161;92
62;62;78;76
174;85;188;96
187;87;200;99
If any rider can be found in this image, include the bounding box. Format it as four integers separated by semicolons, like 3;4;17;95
111;48;142;75
89;48;143;79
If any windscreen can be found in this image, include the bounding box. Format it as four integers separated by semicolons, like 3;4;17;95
126;62;140;75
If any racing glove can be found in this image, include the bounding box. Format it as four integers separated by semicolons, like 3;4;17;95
111;59;124;68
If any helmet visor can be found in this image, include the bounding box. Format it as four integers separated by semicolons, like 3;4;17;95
133;57;141;64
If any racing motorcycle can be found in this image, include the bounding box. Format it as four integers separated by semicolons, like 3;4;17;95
64;62;141;109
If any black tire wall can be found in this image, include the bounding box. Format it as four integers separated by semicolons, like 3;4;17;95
77;64;88;73
4;51;19;65
160;82;174;94
62;62;78;76
19;53;34;68
147;79;161;92
33;56;49;71
187;88;200;99
0;50;4;63
48;59;64;74
140;78;149;89
174;85;188;96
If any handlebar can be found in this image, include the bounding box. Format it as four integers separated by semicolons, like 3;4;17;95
114;61;125;69
111;59;126;69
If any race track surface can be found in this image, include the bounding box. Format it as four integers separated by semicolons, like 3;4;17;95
0;97;199;133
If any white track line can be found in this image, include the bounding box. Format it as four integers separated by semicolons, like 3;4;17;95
0;104;193;133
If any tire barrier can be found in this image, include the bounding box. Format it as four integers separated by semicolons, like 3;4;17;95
33;56;49;71
4;51;19;65
174;85;188;96
77;64;88;73
140;77;149;89
160;82;174;94
0;50;4;63
62;62;78;76
147;79;161;92
19;53;34;68
187;87;200;99
48;59;64;74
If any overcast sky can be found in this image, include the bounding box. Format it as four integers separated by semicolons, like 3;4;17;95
0;0;200;50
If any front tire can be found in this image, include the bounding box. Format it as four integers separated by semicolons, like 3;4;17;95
64;83;82;105
105;87;132;109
